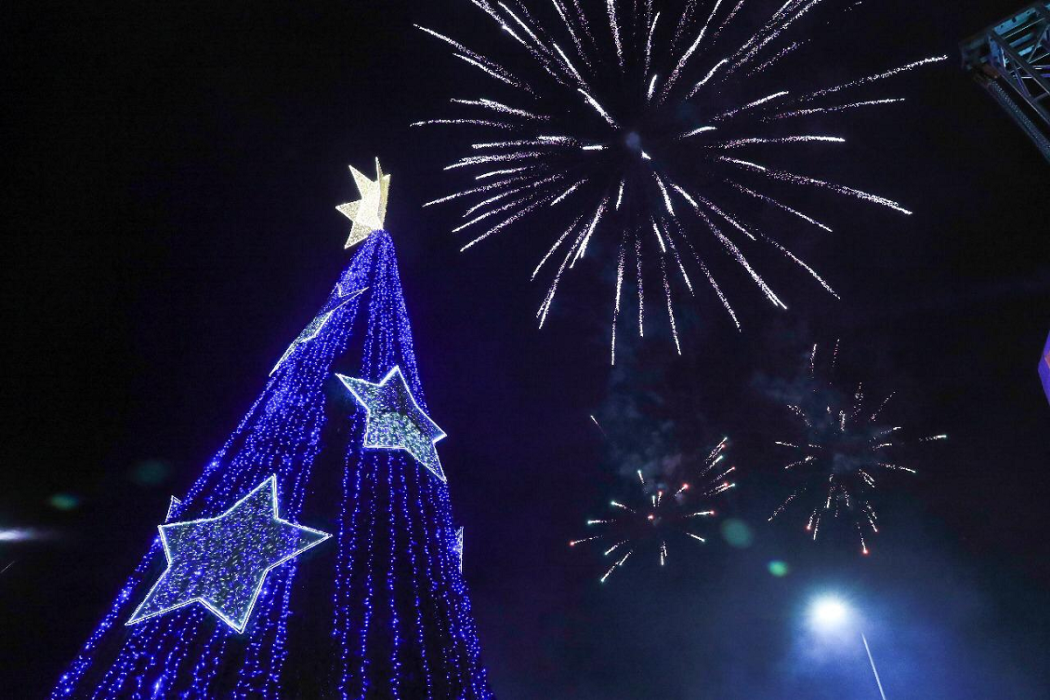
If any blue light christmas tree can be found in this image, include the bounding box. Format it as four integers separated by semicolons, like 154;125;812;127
52;162;494;699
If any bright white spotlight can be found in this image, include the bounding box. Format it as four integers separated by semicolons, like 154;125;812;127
810;596;850;630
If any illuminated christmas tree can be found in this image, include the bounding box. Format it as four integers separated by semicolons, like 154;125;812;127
52;161;495;699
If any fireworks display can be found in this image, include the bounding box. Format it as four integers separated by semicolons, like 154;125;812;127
417;0;947;362
571;437;736;583
768;342;947;554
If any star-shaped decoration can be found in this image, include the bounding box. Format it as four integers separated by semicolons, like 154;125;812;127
165;496;182;522
127;475;330;633
336;158;390;249
335;366;447;482
270;287;367;376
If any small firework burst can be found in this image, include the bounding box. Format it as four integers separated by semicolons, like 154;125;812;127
416;0;946;362
769;341;947;554
571;437;736;583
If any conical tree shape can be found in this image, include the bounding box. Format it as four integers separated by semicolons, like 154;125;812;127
52;232;495;699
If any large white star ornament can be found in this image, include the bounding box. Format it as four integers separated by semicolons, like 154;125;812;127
335;366;447;482
127;476;330;633
336;158;390;249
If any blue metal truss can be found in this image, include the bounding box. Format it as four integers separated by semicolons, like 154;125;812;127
961;3;1050;163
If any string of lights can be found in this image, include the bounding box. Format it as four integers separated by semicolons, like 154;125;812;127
51;231;494;698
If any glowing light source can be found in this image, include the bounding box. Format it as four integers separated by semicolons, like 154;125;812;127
809;596;850;631
127;475;330;633
806;593;889;700
0;529;43;542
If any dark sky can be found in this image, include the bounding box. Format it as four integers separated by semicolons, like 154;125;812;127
3;1;1049;698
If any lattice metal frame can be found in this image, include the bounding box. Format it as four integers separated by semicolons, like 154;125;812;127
962;3;1050;163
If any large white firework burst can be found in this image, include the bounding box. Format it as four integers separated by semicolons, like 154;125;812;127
416;0;946;362
768;342;947;555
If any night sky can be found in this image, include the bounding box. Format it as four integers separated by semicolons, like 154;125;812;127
4;1;1049;698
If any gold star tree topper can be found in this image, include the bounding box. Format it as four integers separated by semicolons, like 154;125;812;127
336;158;390;248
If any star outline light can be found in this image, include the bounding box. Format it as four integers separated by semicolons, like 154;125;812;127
126;475;331;634
335;366;448;482
336;158;391;248
454;526;464;573
270;287;367;376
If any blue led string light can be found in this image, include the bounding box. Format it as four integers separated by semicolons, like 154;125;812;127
51;231;494;698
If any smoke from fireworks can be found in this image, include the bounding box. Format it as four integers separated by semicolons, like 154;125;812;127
416;0;946;362
768;342;947;554
570;436;736;583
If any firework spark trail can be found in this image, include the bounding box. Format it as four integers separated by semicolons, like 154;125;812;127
663;222;695;294
625;232;644;338
748;40;804;76
713;90;790;121
578;88;619;127
770;343;945;553
423;170;550;207
766;97;906;121
590;414;608;437
572;438;737;582
661;256;682;354
552;0;591;68
537;200;608;325
759;232;840;298
422;0;941;360
669;184;753;240
795;55;949;102
475;166;533;179
444;150;548;170
719;158;913;214
460;173;566;218
452;99;551;121
607;0;625;67
692;205;787;309
725;0;827;78
462;190;563;250
687;59;729;97
711;0;746;42
723;0;807;73
644;11;660;75
414;25;535;93
412;118;522;130
574;195;610;262
671;223;741;328
452;191;541;232
672;0;699;48
551;179;586;205
730;182;833;232
610;229;628;363
658;0;727;101
712;135;846;148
